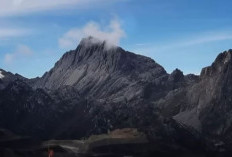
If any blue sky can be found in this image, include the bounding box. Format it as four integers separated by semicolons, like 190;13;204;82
0;0;232;78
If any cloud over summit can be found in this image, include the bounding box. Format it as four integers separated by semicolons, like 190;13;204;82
59;18;125;49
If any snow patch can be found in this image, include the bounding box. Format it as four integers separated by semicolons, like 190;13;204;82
0;71;4;79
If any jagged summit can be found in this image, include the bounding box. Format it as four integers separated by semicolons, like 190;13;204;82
201;50;232;77
215;49;232;64
56;36;126;69
169;68;184;81
77;36;119;53
79;36;106;47
0;69;26;90
73;36;125;65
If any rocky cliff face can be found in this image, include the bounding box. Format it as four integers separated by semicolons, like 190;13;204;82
0;37;232;153
158;50;232;141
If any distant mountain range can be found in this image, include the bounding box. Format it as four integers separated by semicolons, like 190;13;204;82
1;36;232;156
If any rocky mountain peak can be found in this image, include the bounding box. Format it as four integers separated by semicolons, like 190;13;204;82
54;36;122;70
0;69;26;90
200;50;232;77
214;49;232;65
34;37;167;100
79;36;106;48
75;36;118;58
169;68;184;82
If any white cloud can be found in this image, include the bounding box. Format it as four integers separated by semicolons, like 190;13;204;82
59;18;125;49
4;45;33;64
171;33;232;48
0;28;30;40
135;43;150;46
133;31;232;54
0;0;117;17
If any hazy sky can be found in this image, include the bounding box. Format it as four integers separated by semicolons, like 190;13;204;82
0;0;232;78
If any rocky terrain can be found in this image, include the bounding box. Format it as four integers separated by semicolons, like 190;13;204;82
1;37;232;156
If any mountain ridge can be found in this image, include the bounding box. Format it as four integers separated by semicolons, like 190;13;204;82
1;37;232;155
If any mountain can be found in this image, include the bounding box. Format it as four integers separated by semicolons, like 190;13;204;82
34;37;168;102
1;37;232;156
